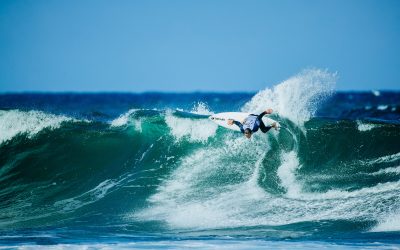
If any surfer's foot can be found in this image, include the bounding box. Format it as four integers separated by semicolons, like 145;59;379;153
227;119;234;125
265;108;273;114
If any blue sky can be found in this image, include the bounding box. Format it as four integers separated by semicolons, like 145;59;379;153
0;0;399;92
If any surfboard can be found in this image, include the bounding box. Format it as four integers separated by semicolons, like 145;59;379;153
209;112;280;132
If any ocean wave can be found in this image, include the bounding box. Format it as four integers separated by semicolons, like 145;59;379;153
129;71;400;231
135;126;399;229
0;110;78;145
1;71;399;237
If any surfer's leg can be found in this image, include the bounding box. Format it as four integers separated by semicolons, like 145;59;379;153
259;120;272;133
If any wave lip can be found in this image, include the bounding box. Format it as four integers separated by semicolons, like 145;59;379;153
165;111;217;143
0;110;77;144
110;109;139;127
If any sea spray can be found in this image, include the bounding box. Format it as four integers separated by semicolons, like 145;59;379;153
242;69;336;126
191;102;214;115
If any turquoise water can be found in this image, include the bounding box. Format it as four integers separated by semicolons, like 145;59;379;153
1;71;400;249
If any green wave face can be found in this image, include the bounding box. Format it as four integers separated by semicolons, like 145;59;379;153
0;109;399;238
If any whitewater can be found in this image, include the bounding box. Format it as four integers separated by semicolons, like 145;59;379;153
0;69;399;249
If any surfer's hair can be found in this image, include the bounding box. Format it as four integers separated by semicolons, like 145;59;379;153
244;128;252;134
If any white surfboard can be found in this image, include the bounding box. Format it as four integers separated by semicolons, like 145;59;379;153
209;112;280;132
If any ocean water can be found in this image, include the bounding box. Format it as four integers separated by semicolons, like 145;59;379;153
0;70;400;249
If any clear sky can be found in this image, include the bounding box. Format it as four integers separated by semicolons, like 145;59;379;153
0;0;399;92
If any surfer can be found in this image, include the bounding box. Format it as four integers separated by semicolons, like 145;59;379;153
227;109;277;139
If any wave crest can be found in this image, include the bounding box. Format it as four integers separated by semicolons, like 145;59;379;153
0;110;77;144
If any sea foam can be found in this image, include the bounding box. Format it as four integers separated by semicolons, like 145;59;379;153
165;106;217;143
372;212;400;232
357;120;377;131
277;151;303;198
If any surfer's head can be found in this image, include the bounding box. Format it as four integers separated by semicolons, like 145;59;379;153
244;128;252;139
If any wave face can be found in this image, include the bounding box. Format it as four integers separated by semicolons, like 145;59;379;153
1;70;400;245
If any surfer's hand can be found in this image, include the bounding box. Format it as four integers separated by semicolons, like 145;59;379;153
265;108;273;114
227;119;234;125
271;122;278;130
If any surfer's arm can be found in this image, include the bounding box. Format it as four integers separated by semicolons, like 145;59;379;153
257;111;268;120
257;109;273;120
233;120;245;133
228;119;244;132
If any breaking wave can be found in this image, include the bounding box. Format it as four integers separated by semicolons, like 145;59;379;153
1;69;399;239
